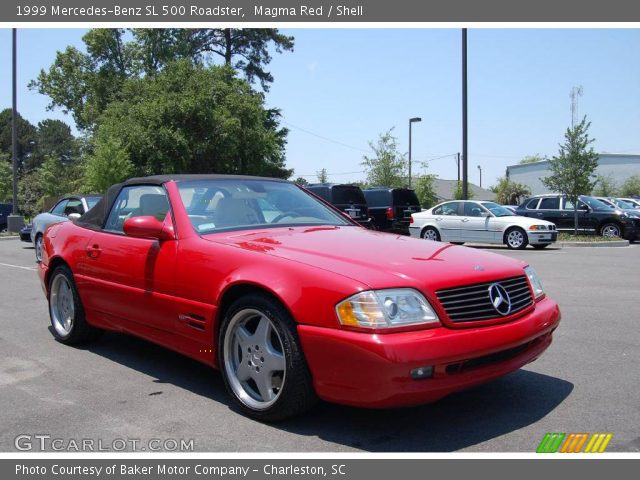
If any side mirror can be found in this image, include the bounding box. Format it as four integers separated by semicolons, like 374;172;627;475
123;216;173;241
480;211;491;217
579;204;590;212
68;213;81;221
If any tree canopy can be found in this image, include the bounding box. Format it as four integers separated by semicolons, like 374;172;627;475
31;28;294;130
541;116;599;233
361;129;406;188
490;177;531;205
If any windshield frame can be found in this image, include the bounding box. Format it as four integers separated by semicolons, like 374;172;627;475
176;179;355;235
480;201;515;217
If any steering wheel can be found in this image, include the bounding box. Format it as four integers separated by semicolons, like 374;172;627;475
271;211;300;223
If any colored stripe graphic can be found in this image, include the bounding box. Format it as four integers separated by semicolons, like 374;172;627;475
537;433;613;453
584;433;613;453
537;433;565;453
560;433;589;453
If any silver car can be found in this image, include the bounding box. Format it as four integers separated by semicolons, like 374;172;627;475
410;200;557;249
32;195;101;262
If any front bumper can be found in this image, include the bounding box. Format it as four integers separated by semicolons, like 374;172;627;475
528;230;558;245
622;221;640;241
298;296;560;408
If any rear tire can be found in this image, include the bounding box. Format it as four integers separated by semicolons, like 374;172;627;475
421;226;441;242
505;227;528;250
218;293;317;422
48;265;102;345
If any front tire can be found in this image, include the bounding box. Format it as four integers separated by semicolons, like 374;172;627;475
421;226;441;242
48;265;102;345
218;294;317;421
505;227;528;250
600;222;621;238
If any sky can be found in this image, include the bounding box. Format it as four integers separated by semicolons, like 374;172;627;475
1;28;639;188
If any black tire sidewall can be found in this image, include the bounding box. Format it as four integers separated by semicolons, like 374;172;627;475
217;293;316;421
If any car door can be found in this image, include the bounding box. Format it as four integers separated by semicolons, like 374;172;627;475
536;196;562;226
561;198;590;232
76;184;179;335
432;201;461;241
460;202;493;243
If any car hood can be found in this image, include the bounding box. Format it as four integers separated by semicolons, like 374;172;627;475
203;226;529;292
501;215;555;227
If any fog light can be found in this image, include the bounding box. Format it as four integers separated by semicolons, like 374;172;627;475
410;366;434;380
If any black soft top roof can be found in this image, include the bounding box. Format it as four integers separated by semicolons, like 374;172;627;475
76;174;291;231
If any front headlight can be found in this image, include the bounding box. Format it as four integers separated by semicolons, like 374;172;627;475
528;225;547;231
524;266;545;299
336;288;440;329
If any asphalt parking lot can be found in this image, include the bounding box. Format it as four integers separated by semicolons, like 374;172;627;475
0;237;638;453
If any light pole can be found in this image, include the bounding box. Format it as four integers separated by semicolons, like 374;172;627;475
477;165;482;188
408;117;421;188
8;28;24;233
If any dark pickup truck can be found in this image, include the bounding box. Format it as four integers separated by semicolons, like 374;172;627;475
306;183;373;228
363;187;421;234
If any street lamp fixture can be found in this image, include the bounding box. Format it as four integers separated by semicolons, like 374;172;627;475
408;117;422;188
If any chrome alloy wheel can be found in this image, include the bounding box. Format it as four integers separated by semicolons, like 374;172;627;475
423;228;439;241
507;229;525;248
223;309;286;410
601;224;621;237
50;274;75;337
35;235;43;263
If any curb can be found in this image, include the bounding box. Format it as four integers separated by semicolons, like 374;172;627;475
0;235;19;240
558;240;630;248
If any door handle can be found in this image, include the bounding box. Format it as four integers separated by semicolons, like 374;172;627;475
435;217;443;221
461;218;470;222
86;244;102;259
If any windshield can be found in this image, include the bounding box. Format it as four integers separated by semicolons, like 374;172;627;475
614;199;635;209
85;196;102;210
332;186;366;204
481;202;514;217
581;196;613;209
176;179;352;234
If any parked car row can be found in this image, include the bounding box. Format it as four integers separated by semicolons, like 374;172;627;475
305;183;421;234
515;194;640;242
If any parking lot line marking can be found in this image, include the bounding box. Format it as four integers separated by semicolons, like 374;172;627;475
0;262;36;272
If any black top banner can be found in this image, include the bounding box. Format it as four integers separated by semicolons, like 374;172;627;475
3;0;640;22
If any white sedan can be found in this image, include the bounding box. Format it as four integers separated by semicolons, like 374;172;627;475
410;200;557;249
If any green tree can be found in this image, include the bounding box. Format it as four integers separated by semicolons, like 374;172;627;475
453;181;475;200
31;28;294;130
83;137;134;193
17;170;45;218
519;154;547;165
38;155;83;199
619;175;640;197
414;174;438;208
490;177;532;205
361;129;406;187
0;109;37;172
87;62;291;178
541;116;599;234
293;177;309;186
592;174;618;197
316;168;328;183
0;153;12;202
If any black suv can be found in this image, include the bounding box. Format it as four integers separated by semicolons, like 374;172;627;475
363;187;421;234
515;194;640;241
305;183;373;228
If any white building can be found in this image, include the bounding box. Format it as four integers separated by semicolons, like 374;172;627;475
506;153;640;195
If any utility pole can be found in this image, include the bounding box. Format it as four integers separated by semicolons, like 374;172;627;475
456;152;460;183
462;28;468;200
8;28;24;233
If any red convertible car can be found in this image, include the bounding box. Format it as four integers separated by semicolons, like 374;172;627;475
39;175;560;421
